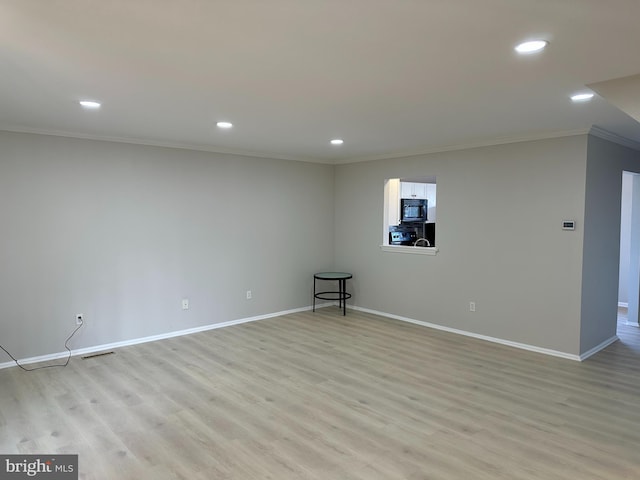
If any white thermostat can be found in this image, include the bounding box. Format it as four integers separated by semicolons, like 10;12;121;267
562;220;576;230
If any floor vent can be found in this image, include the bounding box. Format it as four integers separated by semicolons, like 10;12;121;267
81;351;115;360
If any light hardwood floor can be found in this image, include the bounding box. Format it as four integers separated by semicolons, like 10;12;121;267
1;308;640;479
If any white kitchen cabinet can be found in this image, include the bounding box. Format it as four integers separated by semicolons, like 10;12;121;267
387;179;400;226
426;183;437;222
400;182;428;199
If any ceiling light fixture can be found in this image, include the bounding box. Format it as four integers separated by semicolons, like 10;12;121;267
79;100;101;108
570;92;595;102
216;121;233;129
515;40;548;54
330;139;344;145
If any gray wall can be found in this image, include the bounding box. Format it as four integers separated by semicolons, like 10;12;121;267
0;131;334;359
335;136;589;355
4;130;638;362
581;135;640;353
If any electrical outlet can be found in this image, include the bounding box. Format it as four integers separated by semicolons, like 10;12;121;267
469;302;476;312
246;290;252;300
76;313;84;325
181;298;189;310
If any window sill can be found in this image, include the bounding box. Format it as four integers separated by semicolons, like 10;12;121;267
379;245;439;255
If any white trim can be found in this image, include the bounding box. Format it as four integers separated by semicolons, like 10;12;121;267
380;245;439;255
617;302;637;325
589;126;640;152
336;128;591;164
1;126;599;166
0;127;326;164
0;304;322;371
350;305;583;361
579;336;620;361
3;302;620;370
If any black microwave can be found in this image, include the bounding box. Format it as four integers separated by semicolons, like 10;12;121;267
401;198;427;223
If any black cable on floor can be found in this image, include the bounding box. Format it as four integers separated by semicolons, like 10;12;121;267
0;320;83;372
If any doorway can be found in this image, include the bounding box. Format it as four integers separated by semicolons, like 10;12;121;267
619;171;640;328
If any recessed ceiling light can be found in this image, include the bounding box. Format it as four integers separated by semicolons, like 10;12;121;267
79;100;101;108
570;92;595;102
330;139;344;145
216;121;233;129
515;40;548;54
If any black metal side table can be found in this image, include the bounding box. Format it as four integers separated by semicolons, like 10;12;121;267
313;272;353;316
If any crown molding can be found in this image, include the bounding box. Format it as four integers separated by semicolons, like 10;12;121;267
5;125;636;165
336;128;592;164
0;125;332;164
589;126;640;152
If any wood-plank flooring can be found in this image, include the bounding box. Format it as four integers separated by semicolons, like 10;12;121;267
1;307;640;479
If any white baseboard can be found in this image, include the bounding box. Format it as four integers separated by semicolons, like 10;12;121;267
0;304;330;371
350;305;584;361
579;336;619;361
3;302;618;370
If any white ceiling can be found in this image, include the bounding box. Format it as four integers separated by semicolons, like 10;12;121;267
1;0;640;163
589;74;640;124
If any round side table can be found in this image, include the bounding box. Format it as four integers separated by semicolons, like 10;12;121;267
313;272;352;316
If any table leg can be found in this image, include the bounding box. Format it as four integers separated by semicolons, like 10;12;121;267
313;276;316;312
